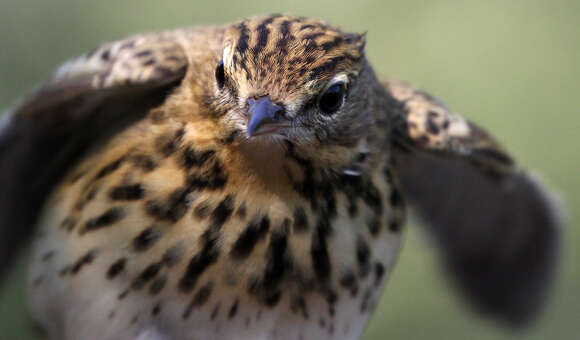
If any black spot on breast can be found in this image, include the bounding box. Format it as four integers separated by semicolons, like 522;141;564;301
178;242;219;293
178;196;232;293
286;143;321;209
193;282;213;307
109;184;144;201
149;275;167;296
75;185;99;211
290;296;309;320
383;167;393;183
340;270;359;297
263;226;289;290
325;290;338;317
180;146;215;169
118;290;129;300
228;299;239;319
292;207;309;232
374;262;385;286
356;237;371;278
264;290;281;307
319;181;337;218
107;258;127;280
162;242;185;267
155;128;184;157
80;207;125;235
367;216;381;236
152;303;161;316
185;159;229;191
236;201;247;219
360;287;373;312
311;220;331;280
183;282;214;319
219;129;240;145
347;199;359;217
339;174;365;196
210;195;234;229
230;215;270;259
363;182;383;215
210;303;221;320
339;174;366;217
145;186;195;223
131;262;163;290
132;154;157;172
132;226;161;252
388;217;402;233
70;249;98;275
96;157;125;179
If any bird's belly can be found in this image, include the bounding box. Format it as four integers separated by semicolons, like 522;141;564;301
28;218;401;340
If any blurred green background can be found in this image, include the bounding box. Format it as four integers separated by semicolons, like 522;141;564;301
0;0;578;339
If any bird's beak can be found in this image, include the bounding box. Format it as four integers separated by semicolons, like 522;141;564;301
246;96;289;137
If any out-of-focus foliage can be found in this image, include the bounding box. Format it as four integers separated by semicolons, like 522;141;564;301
0;1;578;339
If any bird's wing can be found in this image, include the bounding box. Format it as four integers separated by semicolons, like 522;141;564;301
383;80;562;326
0;31;192;278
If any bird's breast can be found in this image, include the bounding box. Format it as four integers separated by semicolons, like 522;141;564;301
27;120;405;339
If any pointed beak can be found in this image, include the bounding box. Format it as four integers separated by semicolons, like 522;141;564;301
246;96;289;137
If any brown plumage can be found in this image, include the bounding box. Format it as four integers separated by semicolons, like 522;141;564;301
0;14;561;340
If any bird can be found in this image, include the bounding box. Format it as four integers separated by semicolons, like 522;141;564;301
0;14;562;340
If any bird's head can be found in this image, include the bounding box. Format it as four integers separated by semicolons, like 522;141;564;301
205;15;381;169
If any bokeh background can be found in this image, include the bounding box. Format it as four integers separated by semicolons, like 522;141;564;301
0;0;578;339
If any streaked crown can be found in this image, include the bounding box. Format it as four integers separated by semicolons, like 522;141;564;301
221;15;366;102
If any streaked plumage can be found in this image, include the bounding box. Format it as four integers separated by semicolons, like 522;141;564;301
0;15;561;340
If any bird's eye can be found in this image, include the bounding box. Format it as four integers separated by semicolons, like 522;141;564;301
215;60;226;88
319;83;346;114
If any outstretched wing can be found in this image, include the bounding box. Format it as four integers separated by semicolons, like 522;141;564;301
0;32;190;278
384;80;562;326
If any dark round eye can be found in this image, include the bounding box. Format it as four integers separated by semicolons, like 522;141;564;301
215;60;225;88
318;83;346;114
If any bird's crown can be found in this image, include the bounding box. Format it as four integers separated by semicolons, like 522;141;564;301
221;14;366;101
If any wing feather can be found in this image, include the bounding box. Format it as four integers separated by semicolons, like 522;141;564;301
0;31;190;278
384;80;562;326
